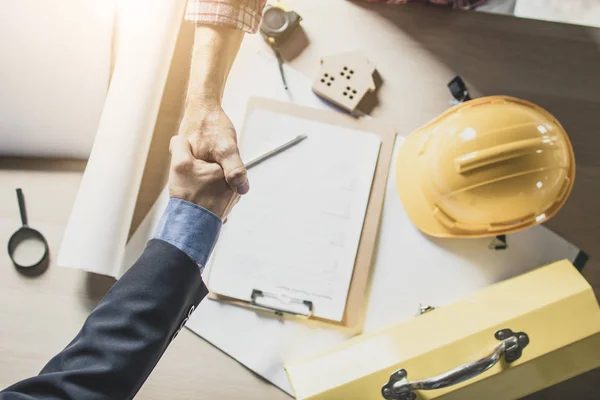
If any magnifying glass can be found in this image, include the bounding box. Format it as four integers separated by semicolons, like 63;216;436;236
7;189;49;269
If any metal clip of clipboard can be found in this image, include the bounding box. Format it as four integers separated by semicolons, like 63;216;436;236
250;289;314;318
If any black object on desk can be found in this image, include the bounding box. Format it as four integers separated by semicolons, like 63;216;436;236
7;188;49;269
448;75;472;102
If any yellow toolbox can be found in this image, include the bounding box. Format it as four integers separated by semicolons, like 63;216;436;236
286;260;600;399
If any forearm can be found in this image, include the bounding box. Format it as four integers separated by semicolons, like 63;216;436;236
186;25;244;107
179;25;249;191
183;0;266;107
181;0;267;190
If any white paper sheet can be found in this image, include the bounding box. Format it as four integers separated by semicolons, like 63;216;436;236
0;0;114;159
57;0;189;276
124;56;582;395
207;109;381;321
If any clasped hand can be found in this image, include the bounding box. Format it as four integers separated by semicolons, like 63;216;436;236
169;101;249;220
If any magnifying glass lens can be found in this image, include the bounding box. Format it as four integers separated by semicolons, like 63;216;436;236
8;228;47;268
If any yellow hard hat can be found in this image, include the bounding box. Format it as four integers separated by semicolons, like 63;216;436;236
396;96;575;238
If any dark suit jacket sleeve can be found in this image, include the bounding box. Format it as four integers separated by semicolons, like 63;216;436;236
0;239;209;400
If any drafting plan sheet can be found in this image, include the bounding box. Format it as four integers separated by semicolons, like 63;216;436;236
206;108;382;322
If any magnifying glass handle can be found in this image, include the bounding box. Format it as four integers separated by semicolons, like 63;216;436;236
16;188;28;227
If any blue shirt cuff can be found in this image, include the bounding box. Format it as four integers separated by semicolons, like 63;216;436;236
153;198;222;273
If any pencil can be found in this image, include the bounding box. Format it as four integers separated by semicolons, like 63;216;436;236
245;134;307;169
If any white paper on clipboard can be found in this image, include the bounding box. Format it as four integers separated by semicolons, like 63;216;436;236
206;108;381;322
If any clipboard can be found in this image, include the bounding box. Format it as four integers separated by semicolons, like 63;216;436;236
208;97;396;330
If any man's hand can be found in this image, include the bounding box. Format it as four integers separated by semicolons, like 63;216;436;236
168;135;240;220
182;24;248;195
179;101;249;195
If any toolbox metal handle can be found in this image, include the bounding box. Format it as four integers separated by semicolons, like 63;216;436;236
381;329;530;400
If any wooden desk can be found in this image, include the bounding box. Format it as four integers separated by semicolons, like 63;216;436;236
1;1;598;398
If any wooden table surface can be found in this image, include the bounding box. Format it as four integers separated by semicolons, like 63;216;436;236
1;1;599;398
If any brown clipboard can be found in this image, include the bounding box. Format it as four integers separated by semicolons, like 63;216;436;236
208;97;396;331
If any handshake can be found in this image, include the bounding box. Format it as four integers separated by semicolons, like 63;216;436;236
169;105;248;220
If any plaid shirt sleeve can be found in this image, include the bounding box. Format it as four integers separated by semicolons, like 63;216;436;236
185;0;267;33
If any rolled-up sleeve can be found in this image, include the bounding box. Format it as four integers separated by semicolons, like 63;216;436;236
185;0;267;33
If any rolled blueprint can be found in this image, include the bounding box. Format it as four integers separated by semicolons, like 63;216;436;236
57;0;188;275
